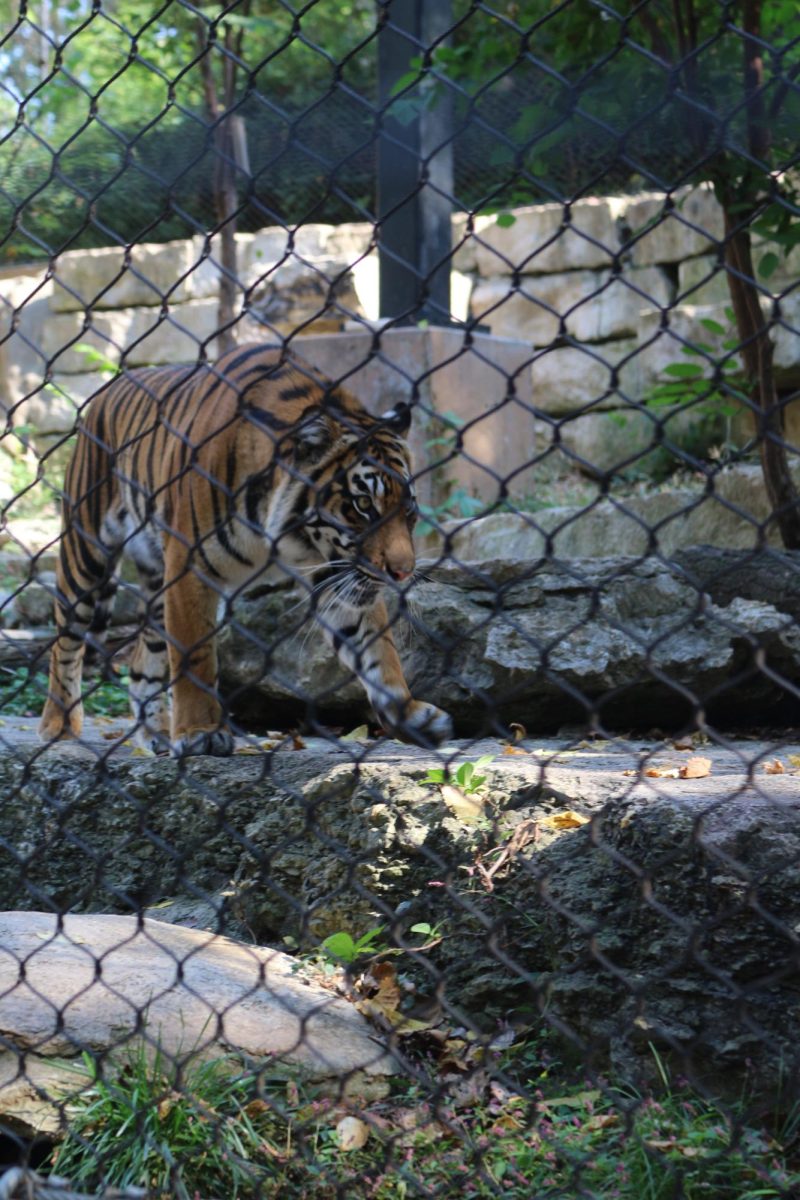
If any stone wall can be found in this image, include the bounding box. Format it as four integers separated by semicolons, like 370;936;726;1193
1;184;797;487
457;186;800;473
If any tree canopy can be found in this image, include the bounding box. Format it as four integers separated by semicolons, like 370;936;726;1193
0;1;798;263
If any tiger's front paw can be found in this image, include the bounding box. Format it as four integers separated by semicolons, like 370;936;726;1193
39;699;83;744
382;699;453;748
170;727;235;758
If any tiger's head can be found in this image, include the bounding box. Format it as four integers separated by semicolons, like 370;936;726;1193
289;400;419;607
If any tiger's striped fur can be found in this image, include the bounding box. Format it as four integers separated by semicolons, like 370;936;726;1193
39;343;452;755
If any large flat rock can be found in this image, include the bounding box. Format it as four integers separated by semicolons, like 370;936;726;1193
0;910;395;1138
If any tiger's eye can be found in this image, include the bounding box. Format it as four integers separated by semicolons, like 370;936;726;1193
354;495;374;516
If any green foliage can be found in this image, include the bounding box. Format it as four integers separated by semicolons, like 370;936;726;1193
320;925;388;965
419;411;486;531
637;311;750;477
422;754;495;795
0;666;129;718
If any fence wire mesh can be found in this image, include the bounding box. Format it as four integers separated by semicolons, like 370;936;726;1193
1;0;800;1196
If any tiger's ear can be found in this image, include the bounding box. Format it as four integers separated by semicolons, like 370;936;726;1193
381;402;411;435
295;408;333;459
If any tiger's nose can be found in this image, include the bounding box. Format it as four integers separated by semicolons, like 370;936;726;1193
389;566;412;581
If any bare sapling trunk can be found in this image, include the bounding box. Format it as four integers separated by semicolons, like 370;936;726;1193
719;0;800;547
198;22;240;355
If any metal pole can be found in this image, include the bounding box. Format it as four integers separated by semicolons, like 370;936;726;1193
377;0;453;324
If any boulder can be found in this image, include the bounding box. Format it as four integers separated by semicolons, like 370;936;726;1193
218;552;800;733
0;911;396;1137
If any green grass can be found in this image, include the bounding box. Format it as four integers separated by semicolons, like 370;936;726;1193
47;1039;800;1200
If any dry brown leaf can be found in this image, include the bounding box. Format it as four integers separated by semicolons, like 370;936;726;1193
509;722;527;742
645;1139;708;1158
356;997;434;1034
336;1116;370;1151
764;758;786;775
540;810;589;830
586;1112;620;1131
101;729;125;740
244;1098;272;1119
502;744;529;756
365;961;402;1011
680;755;712;779
788;755;800;770
644;766;680;779
672;735;694;751
291;733;307;750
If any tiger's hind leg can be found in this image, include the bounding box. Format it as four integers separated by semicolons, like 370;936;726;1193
39;527;121;744
127;530;171;754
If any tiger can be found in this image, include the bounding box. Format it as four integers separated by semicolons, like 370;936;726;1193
38;343;453;756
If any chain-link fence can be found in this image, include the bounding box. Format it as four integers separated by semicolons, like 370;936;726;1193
1;0;800;1196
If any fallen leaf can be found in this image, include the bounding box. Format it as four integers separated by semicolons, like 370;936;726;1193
291;733;306;750
680;755;712;779
645;766;680;779
764;758;786;775
336;1116;370;1151
341;725;369;742
441;785;485;824
356;998;434;1034
363;961;402;1012
788;755;800;770
509;722;527;741
540;810;589;830
101;729;125;740
672;735;694;751
645;1139;709;1158
538;1090;602;1111
502;744;528;756
244;1099;272;1119
586;1112;620;1131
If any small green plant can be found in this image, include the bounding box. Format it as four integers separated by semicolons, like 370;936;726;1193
74;342;122;377
418;410;486;532
83;668;131;717
0;666;48;716
422;754;495;795
640;308;750;476
319;925;389;965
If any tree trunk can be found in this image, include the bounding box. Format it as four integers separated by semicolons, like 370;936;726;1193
198;23;239;355
720;212;800;546
717;0;800;547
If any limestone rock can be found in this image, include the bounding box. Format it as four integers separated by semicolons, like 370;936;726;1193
218;551;800;733
471;195;625;277
443;468;797;559
0;911;396;1137
622;186;724;265
471;266;670;347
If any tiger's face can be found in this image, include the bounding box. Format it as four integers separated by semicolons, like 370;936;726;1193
301;419;419;609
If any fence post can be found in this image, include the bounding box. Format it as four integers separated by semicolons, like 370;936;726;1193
377;0;454;325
